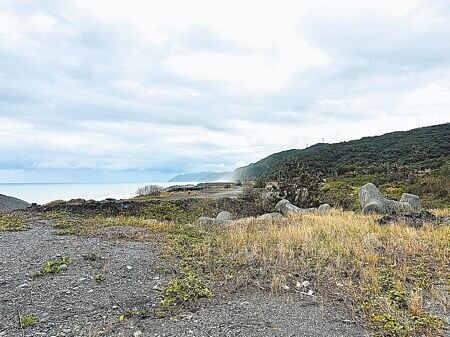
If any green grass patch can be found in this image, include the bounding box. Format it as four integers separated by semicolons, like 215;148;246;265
19;315;37;328
0;213;27;231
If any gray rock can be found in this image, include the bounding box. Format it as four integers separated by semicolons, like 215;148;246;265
0;194;30;212
274;199;301;215
359;183;414;215
258;212;283;220
400;193;421;211
274;199;318;215
197;216;216;225
318;204;331;213
216;211;234;221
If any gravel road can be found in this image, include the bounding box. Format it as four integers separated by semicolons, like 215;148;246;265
0;218;370;337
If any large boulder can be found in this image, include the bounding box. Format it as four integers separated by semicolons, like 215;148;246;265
216;211;234;221
358;183;416;215
274;199;301;215
318;204;331;213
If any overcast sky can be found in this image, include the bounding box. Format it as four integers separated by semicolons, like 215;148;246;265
1;0;449;183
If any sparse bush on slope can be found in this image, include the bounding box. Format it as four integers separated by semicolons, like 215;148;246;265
136;185;163;197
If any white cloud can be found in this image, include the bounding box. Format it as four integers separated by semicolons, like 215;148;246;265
0;0;449;182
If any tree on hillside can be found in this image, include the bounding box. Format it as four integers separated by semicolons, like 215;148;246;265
275;158;323;207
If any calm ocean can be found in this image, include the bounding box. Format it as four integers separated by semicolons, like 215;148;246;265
0;182;182;205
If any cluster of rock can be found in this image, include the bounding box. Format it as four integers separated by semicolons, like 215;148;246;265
358;183;421;215
198;200;333;225
358;183;450;227
196;182;444;227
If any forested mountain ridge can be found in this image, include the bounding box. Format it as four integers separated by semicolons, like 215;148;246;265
234;123;450;180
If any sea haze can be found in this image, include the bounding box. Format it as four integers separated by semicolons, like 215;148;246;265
0;182;183;205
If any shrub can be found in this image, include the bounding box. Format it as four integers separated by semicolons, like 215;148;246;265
136;184;163;197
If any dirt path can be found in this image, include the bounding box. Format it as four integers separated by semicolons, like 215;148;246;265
0;219;370;337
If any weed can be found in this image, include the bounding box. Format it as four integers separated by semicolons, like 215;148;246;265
36;256;70;276
19;315;37;328
159;270;212;316
95;273;105;282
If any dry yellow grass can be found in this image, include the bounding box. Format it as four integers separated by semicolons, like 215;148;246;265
197;210;450;336
432;208;450;217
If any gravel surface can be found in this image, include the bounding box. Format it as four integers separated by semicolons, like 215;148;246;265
0;219;370;337
0;194;30;212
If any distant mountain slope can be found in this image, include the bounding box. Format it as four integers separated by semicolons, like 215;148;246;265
234;123;450;180
169;171;233;182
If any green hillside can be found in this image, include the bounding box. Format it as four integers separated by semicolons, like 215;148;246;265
235;123;450;180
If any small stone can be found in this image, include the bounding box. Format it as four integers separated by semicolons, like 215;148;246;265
282;284;290;290
18;283;28;288
318;204;332;213
134;331;143;337
216;211;234;221
126;265;133;270
78;278;87;282
302;280;310;287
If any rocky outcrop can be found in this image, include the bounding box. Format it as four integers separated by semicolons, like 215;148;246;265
0;194;30;212
358;183;421;215
164;184;201;192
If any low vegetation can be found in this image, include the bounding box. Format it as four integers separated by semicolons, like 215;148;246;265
159;270;213;316
39;200;449;335
0;213;27;231
160;210;450;337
